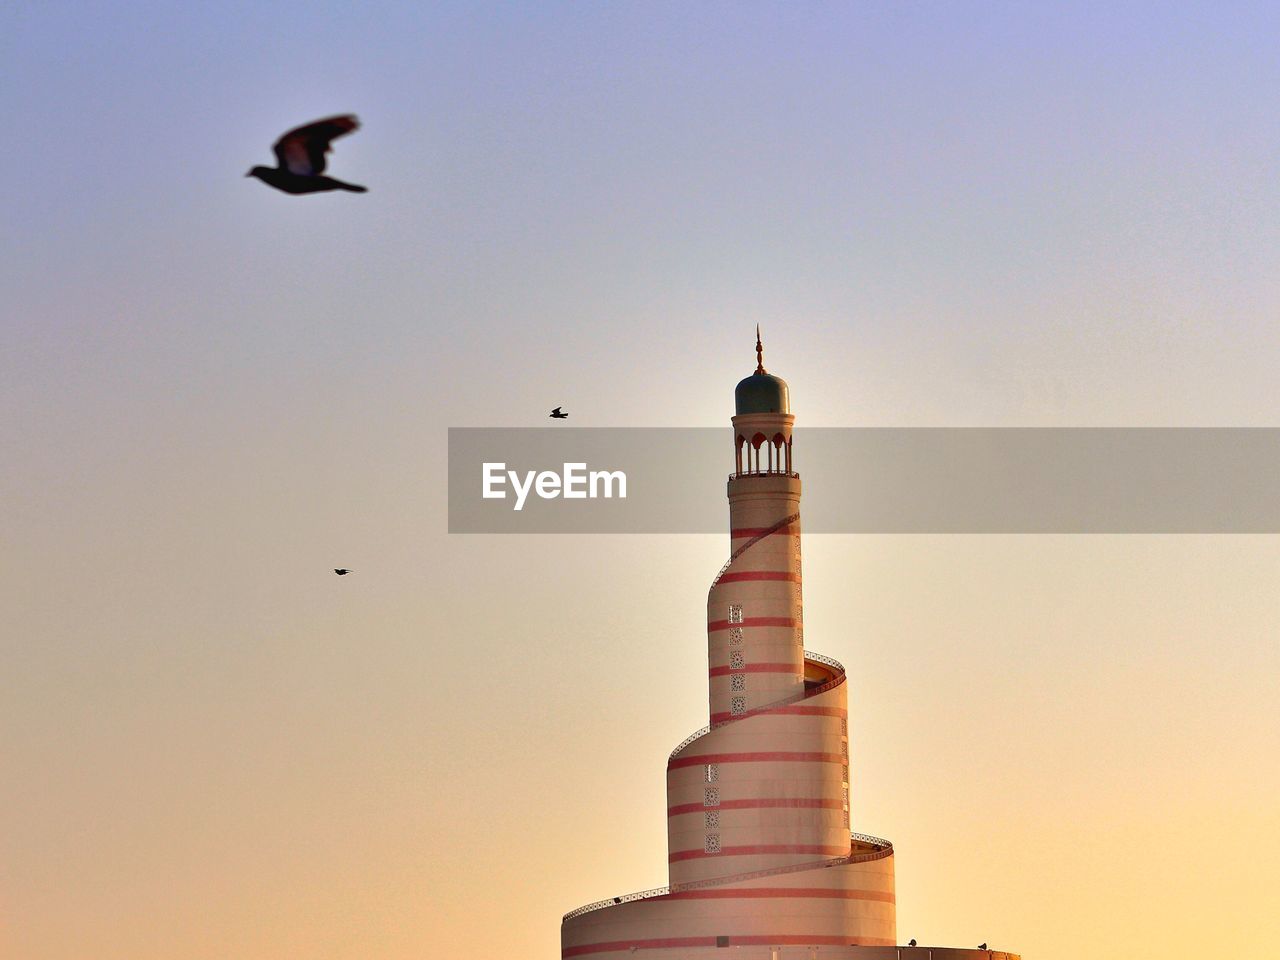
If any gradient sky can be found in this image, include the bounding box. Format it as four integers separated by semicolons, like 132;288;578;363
3;3;1278;959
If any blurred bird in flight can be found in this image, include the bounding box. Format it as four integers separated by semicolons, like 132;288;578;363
549;406;568;419
334;568;352;576
247;115;367;194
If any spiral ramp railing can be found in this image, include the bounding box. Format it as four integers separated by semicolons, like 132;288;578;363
563;512;892;923
562;833;893;922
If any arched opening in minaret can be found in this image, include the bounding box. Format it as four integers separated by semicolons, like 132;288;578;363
771;433;786;475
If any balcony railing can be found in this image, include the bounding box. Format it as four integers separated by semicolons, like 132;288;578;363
729;469;800;480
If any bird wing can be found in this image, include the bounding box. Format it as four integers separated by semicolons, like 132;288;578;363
273;115;360;175
552;407;562;414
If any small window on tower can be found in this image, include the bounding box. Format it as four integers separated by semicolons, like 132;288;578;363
730;674;746;692
704;763;719;783
728;627;744;645
703;788;720;807
728;604;743;624
704;834;721;854
729;650;745;669
730;696;746;715
705;810;719;828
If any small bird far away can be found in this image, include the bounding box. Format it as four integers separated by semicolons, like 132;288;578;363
550;406;568;419
334;568;352;576
908;940;917;948
247;115;367;194
978;945;988;952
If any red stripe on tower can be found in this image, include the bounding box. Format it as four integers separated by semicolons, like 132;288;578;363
667;797;841;816
564;935;896;958
716;570;800;583
668;750;845;770
668;843;852;863
708;662;798;677
707;616;796;631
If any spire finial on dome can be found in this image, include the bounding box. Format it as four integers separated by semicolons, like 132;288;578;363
755;324;766;374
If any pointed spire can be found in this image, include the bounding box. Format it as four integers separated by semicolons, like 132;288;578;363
755;324;766;374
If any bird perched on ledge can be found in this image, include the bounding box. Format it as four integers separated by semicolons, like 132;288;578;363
247;115;367;194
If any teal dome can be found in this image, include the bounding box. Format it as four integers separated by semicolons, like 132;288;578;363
735;372;790;415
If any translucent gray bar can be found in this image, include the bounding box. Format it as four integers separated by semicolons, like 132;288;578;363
448;428;1280;533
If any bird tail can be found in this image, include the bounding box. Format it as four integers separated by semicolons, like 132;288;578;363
333;179;368;193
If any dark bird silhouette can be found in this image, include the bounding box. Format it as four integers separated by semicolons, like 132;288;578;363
247;116;366;194
550;406;568;419
908;941;917;948
334;568;352;576
978;945;988;952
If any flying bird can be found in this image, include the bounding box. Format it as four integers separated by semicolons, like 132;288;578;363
247;115;367;194
334;568;352;576
549;406;568;419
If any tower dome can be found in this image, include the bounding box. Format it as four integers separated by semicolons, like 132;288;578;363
734;372;790;414
734;325;790;414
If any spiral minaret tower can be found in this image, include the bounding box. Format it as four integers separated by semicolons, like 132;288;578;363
561;334;1021;960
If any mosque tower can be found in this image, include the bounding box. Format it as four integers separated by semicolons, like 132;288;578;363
560;335;1021;960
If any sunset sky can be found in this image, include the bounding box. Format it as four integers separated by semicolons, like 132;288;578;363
3;3;1279;959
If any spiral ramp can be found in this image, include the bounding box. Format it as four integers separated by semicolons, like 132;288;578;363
562;514;898;959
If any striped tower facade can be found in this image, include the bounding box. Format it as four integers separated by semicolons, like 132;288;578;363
561;336;1020;960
